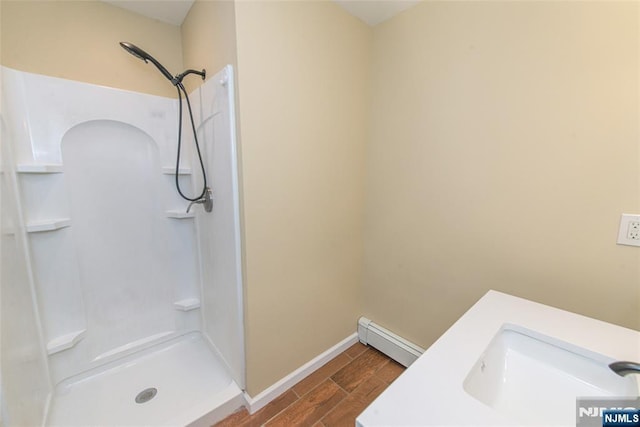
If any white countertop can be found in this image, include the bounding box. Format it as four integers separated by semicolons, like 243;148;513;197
356;290;640;427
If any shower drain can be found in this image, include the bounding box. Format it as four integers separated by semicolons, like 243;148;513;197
135;387;157;404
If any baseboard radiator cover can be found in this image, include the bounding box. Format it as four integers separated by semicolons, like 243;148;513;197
357;317;425;367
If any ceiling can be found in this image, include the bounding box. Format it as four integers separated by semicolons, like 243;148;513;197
102;0;420;27
102;0;195;26
333;1;420;26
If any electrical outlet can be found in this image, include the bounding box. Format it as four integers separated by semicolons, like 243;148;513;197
628;221;640;240
617;214;640;247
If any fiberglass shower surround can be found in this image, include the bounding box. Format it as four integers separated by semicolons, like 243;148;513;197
1;65;245;426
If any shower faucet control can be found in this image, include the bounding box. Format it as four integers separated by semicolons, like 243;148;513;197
187;187;213;213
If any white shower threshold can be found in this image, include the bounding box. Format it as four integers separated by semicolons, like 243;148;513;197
46;332;244;426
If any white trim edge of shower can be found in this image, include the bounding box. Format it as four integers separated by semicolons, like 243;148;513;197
181;383;245;427
244;333;358;414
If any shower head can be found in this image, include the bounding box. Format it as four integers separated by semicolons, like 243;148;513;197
119;42;175;84
120;42;147;61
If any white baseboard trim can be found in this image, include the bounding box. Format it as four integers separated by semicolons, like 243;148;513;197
243;333;358;414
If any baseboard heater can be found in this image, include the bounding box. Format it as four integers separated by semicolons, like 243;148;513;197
357;317;425;367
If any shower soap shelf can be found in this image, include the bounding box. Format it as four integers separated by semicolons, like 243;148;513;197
47;329;86;355
26;218;71;233
16;163;64;173
162;167;192;175
174;298;200;311
166;210;195;219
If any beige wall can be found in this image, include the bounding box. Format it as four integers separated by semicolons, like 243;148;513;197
234;0;370;395
181;0;238;93
0;0;182;98
363;1;640;349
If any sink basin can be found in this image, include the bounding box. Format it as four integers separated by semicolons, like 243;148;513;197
463;324;638;425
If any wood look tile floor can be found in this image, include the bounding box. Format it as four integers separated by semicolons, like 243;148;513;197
215;343;405;427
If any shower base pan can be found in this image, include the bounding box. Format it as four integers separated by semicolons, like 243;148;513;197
47;332;244;426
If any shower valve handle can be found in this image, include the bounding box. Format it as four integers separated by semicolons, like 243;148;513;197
186;187;213;213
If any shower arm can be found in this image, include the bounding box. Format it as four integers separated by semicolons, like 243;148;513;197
173;69;206;86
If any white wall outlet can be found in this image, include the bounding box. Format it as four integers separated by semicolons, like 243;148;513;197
617;214;640;247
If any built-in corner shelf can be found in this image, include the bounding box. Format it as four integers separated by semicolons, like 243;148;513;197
47;329;86;355
162;167;191;175
16;163;64;173
174;298;200;311
165;210;195;219
26;218;71;233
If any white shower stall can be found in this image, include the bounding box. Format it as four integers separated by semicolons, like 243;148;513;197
0;65;245;426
